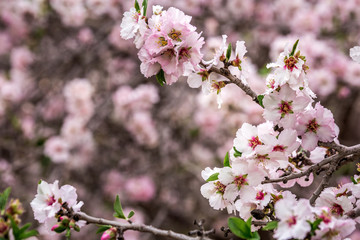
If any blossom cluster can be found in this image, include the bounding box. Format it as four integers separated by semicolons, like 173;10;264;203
119;1;360;239
112;84;159;147
30;180;85;235
44;79;96;166
120;3;205;85
199;42;360;239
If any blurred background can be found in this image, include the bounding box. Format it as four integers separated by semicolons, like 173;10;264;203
0;0;360;239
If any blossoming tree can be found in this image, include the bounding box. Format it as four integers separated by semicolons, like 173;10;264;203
1;0;360;240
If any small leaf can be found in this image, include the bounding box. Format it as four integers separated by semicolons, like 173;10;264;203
249;231;260;240
96;225;112;234
351;176;357;184
257;95;264;108
228;217;252;239
113;195;126;219
156;69;166;86
206;173;219;182
226;43;232;62
142;0;148;16
134;0;140;12
20;230;38;239
233;147;242;158
0;187;11;212
18;223;31;236
289;39;299;56
262;221;278;231
223;152;230;167
309;219;322;236
127;210;135;219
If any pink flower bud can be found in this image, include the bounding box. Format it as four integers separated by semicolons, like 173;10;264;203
101;227;117;240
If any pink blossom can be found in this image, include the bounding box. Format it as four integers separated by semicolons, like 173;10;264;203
296;103;338;151
233;122;275;157
44;136;70;163
263;84;311;128
125;176;156;202
10;46;34;70
274;198;312;240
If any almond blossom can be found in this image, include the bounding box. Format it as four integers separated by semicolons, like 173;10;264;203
274;198;312;240
296;103;338;151
263;84;311;128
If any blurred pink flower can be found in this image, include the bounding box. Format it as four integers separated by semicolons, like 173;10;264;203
125;176;156;202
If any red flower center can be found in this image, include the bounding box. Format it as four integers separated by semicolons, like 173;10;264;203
306;118;319;133
215;181;226;195
248;136;262;149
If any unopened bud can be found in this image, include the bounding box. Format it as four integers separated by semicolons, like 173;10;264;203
69;220;76;229
101;227;117;240
60;216;70;225
6;199;24;216
0;218;9;236
51;224;67;233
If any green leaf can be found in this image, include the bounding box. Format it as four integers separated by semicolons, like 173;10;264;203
156;69;166;86
127;210;135;219
206;173;219;182
262;221;278;231
96;225;112;234
142;0;148;16
0;187;11;212
134;0;140;12
19;230;38;239
249;231;260;240
223;152;230;167
309;219;322;236
257;95;264;108
226;43;232;62
351;176;357;184
289;39;299;56
113;195;126;219
228;217;252;239
18;223;31;236
233;147;242;158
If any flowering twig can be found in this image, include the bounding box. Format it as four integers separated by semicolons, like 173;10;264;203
261;143;360;185
205;64;260;104
74;212;214;240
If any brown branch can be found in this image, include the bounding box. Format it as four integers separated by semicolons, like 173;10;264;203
74;212;213;240
309;157;342;206
262;143;360;185
206;65;260;104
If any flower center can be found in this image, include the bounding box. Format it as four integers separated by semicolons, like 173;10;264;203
287;216;297;226
168;29;182;42
330;203;344;216
214;181;226;195
234;175;247;188
267;79;275;89
248;136;262;149
256;191;265;200
157;36;168;47
306;118;319;133
46;195;56;206
279;100;293;117
319;211;332;224
179;47;191;60
284;56;298;71
256;154;269;162
273;145;286;152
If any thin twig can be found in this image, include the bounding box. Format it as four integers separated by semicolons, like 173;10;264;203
205;65;259;104
75;212;213;240
309;157;342;206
